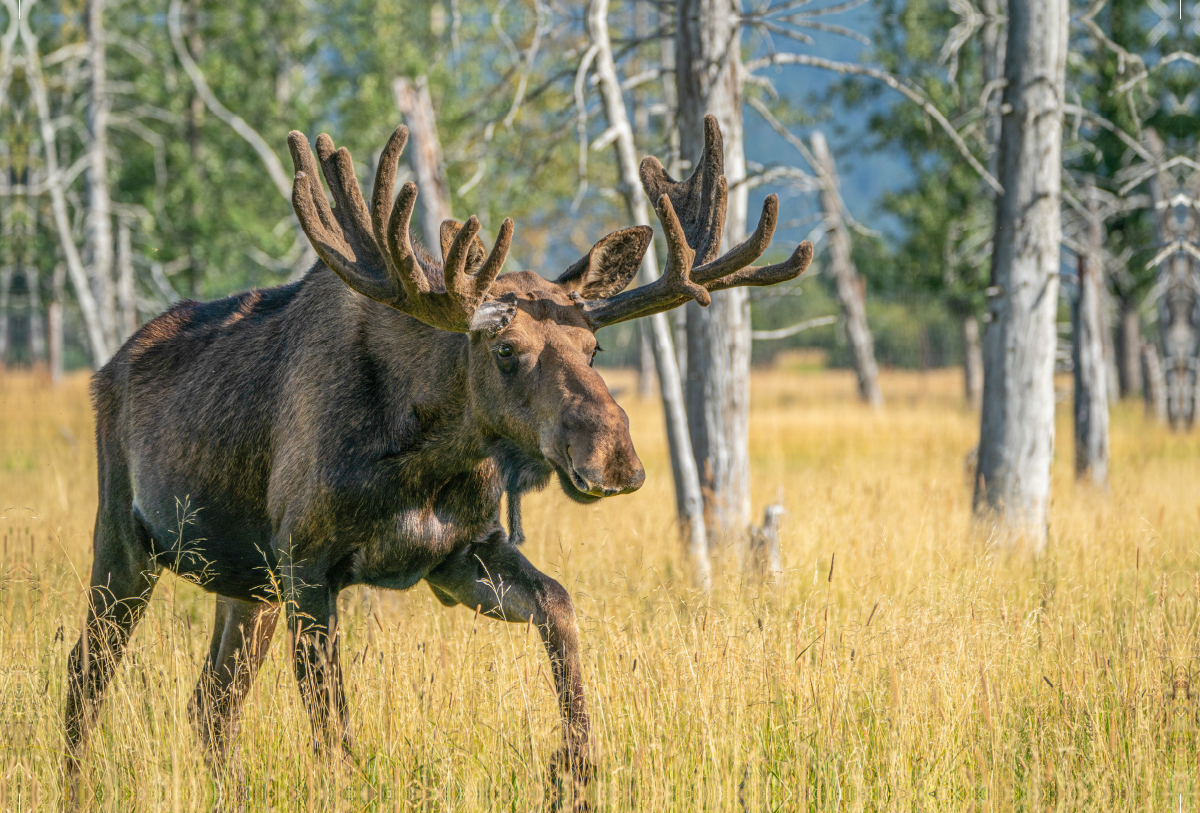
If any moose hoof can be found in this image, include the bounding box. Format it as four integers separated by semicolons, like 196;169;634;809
548;746;594;811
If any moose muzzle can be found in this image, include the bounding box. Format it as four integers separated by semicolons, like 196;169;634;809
553;399;646;500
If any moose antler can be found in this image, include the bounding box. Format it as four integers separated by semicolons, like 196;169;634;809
575;115;814;328
288;126;515;333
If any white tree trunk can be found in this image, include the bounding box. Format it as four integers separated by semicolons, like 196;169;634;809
1141;342;1167;423
1099;287;1119;404
811;131;884;408
117;217;137;342
49;263;65;383
393;76;452;247
1116;304;1142;398
587;0;710;590
962;313;984;408
1144;130;1199;429
973;0;1068;551
637;323;655;399
27;266;46;365
0;265;11;365
23;13;110;367
1072;184;1109;486
676;0;752;551
86;0;118;352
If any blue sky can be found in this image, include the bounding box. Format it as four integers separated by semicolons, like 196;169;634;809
741;5;914;249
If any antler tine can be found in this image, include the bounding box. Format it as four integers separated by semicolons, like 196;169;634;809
574;118;815;330
657;195;710;306
474;218;514;297
288;124;516;332
370;125;409;265
316;135;386;271
289;132;400;305
385;181;428;296
440;215;515;327
288;130;339;236
639;114;727;265
705;240;815;293
691;195;780;285
442;215;483;302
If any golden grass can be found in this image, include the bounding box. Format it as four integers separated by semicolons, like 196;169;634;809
1;367;1198;811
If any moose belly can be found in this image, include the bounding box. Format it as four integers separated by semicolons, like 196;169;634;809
132;499;278;601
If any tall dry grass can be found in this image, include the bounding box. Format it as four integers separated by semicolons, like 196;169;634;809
1;366;1197;811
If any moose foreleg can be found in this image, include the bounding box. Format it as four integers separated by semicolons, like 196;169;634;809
283;580;352;757
426;534;592;782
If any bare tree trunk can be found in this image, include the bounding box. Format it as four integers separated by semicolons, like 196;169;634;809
980;0;1007;159
974;0;1067;551
673;308;687;382
1099;287;1119;404
587;0;710;590
633;1;655;402
394;76;452;248
637;323;656;399
1144;129;1199;429
86;0;117;352
1116;303;1142;398
1072;184;1109;486
23;16;110;366
1142;342;1167;423
26;265;46;365
677;0;752;555
962;313;984;408
0;265;11;366
117;217;137;342
49;264;65;383
810;131;884;408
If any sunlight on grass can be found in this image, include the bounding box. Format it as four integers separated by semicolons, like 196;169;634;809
1;367;1197;810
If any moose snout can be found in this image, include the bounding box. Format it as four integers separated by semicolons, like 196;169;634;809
558;406;646;498
566;449;646;497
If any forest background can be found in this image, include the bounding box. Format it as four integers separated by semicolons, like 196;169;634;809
6;0;1191;380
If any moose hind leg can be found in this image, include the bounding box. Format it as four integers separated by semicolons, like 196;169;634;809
64;509;159;781
426;534;591;781
190;596;279;765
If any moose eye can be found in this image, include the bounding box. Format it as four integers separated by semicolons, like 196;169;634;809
590;346;602;367
494;344;519;374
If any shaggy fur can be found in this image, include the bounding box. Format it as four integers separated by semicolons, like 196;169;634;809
64;117;808;795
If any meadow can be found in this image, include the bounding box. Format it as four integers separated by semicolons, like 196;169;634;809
1;366;1197;811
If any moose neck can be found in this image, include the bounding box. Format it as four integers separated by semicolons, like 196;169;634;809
350;285;498;467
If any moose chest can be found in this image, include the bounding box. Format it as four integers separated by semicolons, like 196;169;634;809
331;459;505;593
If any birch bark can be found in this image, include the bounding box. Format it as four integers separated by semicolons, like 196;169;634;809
393;76;453;247
676;0;752;550
23;12;110;366
1072;184;1109;486
117;217;137;342
86;0;117;351
973;0;1068;550
811;131;884;408
587;0;710;590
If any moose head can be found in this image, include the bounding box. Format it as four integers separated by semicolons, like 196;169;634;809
287;116;813;504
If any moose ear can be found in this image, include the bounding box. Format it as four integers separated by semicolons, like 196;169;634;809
468;292;518;335
556;226;653;300
440;219;488;273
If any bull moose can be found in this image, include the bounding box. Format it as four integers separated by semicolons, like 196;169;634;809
64;115;813;790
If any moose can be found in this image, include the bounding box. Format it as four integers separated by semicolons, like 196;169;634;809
64;115;813;789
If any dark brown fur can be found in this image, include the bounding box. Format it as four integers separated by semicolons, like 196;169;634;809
64;117;809;798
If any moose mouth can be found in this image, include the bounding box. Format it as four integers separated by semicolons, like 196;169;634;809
554;462;605;505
